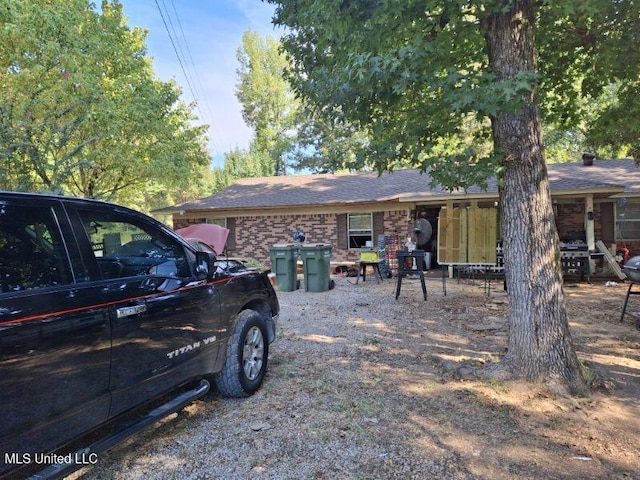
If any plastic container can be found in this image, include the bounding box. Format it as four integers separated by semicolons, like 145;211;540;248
424;252;432;270
299;243;332;292
269;244;299;291
359;248;379;263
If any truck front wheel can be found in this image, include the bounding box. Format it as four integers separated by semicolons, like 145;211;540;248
214;309;269;397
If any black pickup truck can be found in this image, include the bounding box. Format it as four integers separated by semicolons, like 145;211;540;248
0;192;279;479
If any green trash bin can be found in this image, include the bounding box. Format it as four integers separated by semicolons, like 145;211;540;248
300;243;332;292
269;244;299;291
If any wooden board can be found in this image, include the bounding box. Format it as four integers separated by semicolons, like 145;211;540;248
468;206;498;263
596;240;627;280
438;206;466;263
438;205;498;264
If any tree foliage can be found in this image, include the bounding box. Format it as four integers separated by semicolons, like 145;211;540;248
0;0;210;210
235;30;299;176
271;0;503;188
535;1;640;159
268;0;640;391
234;29;371;176
208;146;274;193
286;105;369;173
269;0;638;186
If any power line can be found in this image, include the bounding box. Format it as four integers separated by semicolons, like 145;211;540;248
153;0;218;156
167;0;216;126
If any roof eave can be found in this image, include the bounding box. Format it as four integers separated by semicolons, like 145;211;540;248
550;186;626;198
173;199;407;217
399;191;498;203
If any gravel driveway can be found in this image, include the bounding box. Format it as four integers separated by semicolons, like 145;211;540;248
70;273;640;480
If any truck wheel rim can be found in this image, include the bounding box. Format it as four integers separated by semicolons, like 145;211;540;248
243;326;264;380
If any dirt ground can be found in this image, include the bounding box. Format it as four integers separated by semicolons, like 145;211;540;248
72;272;640;480
385;273;640;480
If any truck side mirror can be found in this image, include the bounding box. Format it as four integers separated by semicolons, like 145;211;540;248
195;251;216;278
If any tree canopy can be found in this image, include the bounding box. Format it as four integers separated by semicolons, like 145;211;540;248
270;0;638;185
268;0;640;392
231;29;374;177
0;0;210;210
536;1;640;160
235;30;299;176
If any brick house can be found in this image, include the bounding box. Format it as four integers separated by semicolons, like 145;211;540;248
157;158;640;270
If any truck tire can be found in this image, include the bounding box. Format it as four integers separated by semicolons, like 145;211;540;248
214;309;269;397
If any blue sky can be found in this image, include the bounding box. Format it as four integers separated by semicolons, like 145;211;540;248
120;1;280;168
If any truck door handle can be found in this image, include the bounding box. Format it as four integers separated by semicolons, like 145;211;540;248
116;304;147;319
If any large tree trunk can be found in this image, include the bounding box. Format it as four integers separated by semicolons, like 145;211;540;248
482;1;586;392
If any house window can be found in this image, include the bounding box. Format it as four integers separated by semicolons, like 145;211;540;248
348;213;373;248
206;218;227;228
616;200;640;240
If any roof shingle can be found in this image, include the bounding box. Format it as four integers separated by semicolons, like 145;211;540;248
167;159;639;212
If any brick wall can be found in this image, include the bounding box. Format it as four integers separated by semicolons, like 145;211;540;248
232;214;336;265
385;210;413;240
554;203;640;257
173;203;640;265
174;210;426;266
227;210;413;267
174;217;209;229
556;203;591;241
